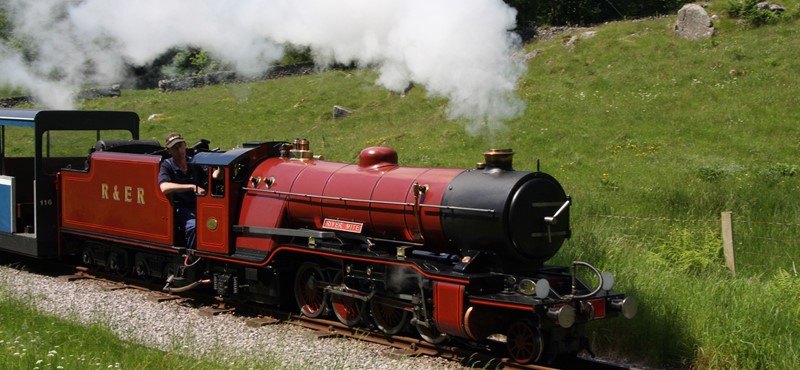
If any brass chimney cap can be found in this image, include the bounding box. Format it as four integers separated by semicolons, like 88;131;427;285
482;148;514;171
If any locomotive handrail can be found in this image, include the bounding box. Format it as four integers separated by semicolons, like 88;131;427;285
233;225;335;239
567;261;604;300
243;187;496;214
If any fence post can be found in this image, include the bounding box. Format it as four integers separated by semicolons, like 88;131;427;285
721;211;736;276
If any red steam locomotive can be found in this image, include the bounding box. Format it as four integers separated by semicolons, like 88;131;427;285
0;109;636;364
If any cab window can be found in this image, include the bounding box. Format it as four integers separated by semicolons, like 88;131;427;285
210;167;225;197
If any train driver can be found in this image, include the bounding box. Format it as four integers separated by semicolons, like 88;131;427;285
158;131;209;248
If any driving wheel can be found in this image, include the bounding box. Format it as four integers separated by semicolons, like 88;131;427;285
415;320;448;344
370;298;409;335
331;273;362;326
506;320;544;364
294;263;327;318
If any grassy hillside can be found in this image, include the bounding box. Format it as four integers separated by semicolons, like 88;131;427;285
5;2;800;368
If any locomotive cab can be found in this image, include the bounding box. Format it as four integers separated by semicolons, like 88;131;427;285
190;142;279;256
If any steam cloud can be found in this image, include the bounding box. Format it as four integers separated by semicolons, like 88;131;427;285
0;0;525;134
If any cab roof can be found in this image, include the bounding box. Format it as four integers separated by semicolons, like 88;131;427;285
0;109;139;133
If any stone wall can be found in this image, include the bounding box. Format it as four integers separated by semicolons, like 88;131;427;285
0;85;121;108
158;63;316;93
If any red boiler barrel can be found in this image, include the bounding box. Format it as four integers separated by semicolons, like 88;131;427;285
248;147;464;253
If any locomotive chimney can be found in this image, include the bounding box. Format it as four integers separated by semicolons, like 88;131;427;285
480;148;514;171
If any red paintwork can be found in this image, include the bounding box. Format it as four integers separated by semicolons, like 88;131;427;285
235;152;464;254
234;157;312;252
60;152;173;246
468;298;535;312
285;160;350;228
197;201;227;254
358;146;397;168
433;281;466;337
196;167;231;254
589;298;606;319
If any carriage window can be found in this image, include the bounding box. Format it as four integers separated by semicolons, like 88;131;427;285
2;126;35;157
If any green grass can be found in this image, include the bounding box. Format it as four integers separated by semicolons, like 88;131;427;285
0;287;278;370
3;2;800;368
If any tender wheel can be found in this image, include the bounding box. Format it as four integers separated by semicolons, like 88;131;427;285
81;249;94;266
370;298;409;335
331;273;362;326
133;257;154;281
506;320;544;364
294;263;327;318
106;252;128;276
134;260;148;277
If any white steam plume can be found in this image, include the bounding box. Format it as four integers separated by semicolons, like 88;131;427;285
0;0;525;133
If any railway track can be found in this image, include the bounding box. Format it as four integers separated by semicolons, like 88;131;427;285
33;261;638;370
